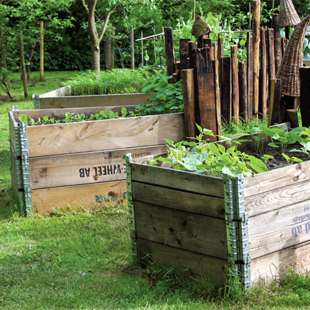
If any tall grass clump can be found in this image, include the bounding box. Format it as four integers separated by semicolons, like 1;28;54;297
66;68;154;96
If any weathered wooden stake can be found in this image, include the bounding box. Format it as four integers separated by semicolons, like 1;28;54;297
272;14;282;73
247;32;254;119
281;37;288;55
221;57;232;124
40;20;44;81
231;45;239;124
214;59;222;137
193;48;217;141
182;69;196;140
19;26;28;98
267;28;276;108
269;79;282;125
180;39;190;71
268;78;276;127
187;41;196;69
239;60;248;122
130;26;135;70
300;67;310;127
252;0;261;120
141;31;144;67
259;27;267;119
164;27;175;82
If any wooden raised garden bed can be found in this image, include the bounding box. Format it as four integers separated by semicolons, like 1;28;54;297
9;106;185;215
126;149;310;288
33;86;155;109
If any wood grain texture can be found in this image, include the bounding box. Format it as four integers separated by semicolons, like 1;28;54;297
32;180;127;214
164;27;176;83
38;92;156;109
259;27;267;118
231;45;239;124
29;145;167;189
134;201;228;259
13;105;138;122
247;33;254;119
245;178;310;217
249;200;310;259
244;160;310;198
132;182;225;219
131;163;224;198
136;239;228;282
221;57;232;123
251;240;310;284
26;113;185;157
239;60;248;121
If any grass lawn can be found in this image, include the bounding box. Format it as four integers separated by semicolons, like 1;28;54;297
1;71;310;309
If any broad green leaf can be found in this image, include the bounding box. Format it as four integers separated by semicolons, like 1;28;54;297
19;114;28;123
209;143;221;156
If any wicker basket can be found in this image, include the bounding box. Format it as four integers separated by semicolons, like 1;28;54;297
276;15;310;97
279;0;301;27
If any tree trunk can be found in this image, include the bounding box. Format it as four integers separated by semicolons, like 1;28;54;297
19;26;28;98
104;38;112;70
88;0;100;72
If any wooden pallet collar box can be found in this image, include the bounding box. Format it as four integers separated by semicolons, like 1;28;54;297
32;86;156;109
125;148;310;288
9;106;185;215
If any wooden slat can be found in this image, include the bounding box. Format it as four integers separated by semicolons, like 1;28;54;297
32;180;127;214
221;57;232;123
12;105;138;122
26;113;185;157
244;160;310;198
239;60;248;121
249;199;310;259
29;145;167;189
247;33;254;119
136;239;228;282
38;92;156;109
259;27;267;118
132;182;225;219
300;67;310;127
39;86;68;98
245;178;310;217
231;45;239;124
134;201;228;259
251;240;310;284
180;39;190;71
131;163;224;198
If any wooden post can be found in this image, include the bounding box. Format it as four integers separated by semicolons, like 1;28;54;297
247;32;254;120
164;27;175;83
182;69;196;140
239;60;248;122
193;48;217;141
268;78;276;127
130;26;135;70
231;45;239;124
269;79;282;125
188;41;196;69
281;37;288;55
272;14;282;73
180;39;190;71
221;57;232;124
19;26;28;98
40;20;44;81
214;59;222;136
141;31;144;67
218;35;224;91
259;27;267;119
267;28;276;109
300;67;310;127
285;26;290;40
252;0;261;120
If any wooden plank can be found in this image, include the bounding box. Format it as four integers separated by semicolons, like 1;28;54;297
187;41;196;69
270;79;282;125
251;240;310;284
300;67;310;127
239;60;248;122
286;109;299;128
39;93;156;109
247;33;254;119
29;145;167;189
267;28;276;106
164;27;176;83
32;180;127;215
39;86;68;98
131;163;224;198
134;201;228;259
26;113;185;157
249;199;310;259
259;27;267;119
245;178;310;217
244;160;310;198
193;48;217;140
132;182;225;219
221;57;232;124
136;239;228;282
12;105;139;122
182;69;196;139
180;39;190;71
231;45;239;124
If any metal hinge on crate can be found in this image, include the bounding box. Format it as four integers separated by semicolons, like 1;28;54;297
19;122;33;217
125;153;138;263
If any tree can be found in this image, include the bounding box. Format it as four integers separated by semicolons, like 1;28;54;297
80;0;156;72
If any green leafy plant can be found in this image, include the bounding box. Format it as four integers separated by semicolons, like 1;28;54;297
282;153;303;165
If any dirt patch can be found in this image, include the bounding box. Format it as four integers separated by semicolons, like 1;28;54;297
0;95;16;102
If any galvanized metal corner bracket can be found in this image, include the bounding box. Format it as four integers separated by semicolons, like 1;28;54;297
125;153;138;264
32;94;41;109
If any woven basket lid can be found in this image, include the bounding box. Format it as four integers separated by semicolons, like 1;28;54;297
279;0;301;27
276;15;310;97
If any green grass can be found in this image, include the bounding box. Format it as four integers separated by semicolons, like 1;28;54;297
1;71;310;309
